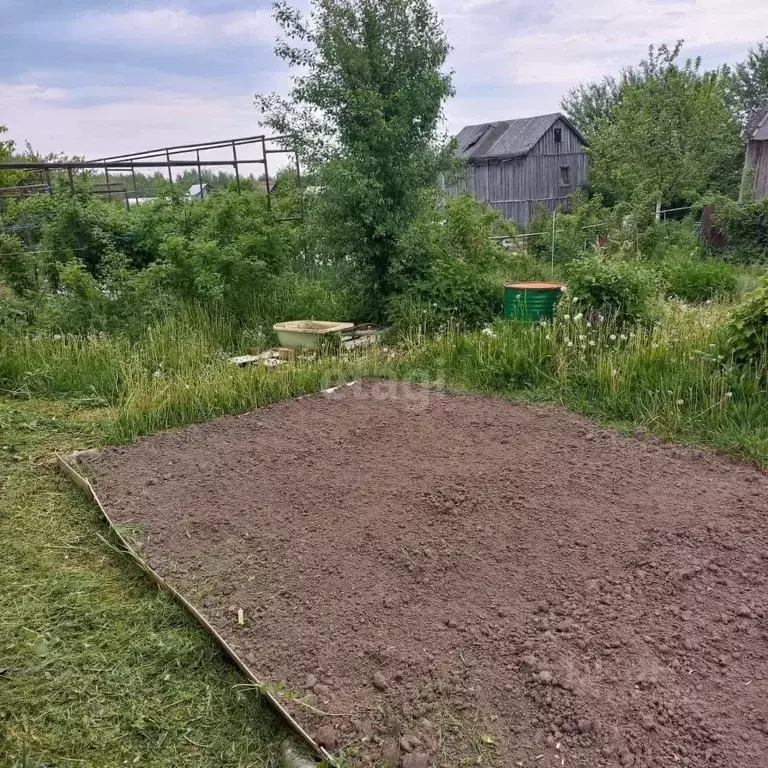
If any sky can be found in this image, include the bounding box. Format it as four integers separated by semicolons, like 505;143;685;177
1;0;767;161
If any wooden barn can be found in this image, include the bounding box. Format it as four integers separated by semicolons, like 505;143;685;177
448;113;589;226
742;105;768;201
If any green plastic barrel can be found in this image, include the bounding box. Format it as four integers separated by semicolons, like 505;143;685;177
504;282;565;322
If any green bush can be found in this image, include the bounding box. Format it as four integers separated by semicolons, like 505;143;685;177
703;195;768;263
638;218;705;261
657;257;737;302
725;274;768;365
527;193;626;263
0;232;39;296
442;194;513;263
565;254;660;325
388;195;513;332
40;259;109;334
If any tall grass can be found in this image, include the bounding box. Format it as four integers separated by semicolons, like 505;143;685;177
401;299;768;463
109;352;391;443
2;296;767;464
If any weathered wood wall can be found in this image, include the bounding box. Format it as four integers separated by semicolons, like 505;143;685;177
747;140;768;200
447;117;589;226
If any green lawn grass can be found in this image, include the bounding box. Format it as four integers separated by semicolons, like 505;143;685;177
0;398;290;768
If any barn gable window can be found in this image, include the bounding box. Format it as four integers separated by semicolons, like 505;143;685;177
554;127;562;144
559;165;570;186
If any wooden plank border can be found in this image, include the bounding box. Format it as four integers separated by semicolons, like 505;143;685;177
55;453;332;767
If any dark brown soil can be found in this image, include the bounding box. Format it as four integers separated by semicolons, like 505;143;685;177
92;381;768;768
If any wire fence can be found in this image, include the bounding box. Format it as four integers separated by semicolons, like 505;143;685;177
488;204;700;277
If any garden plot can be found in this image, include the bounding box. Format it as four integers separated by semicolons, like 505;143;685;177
92;381;768;768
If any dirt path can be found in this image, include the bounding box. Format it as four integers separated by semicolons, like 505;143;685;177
92;381;768;768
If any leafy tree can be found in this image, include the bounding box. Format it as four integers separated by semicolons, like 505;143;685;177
561;42;687;135
588;59;744;211
255;0;454;317
732;40;768;124
0;125;22;189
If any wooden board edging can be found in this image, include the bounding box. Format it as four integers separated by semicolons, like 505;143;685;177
55;453;331;767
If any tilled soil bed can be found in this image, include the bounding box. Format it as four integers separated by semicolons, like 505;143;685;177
92;381;768;768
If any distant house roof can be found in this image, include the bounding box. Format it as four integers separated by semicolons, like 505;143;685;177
455;112;586;161
748;104;768;141
187;183;211;197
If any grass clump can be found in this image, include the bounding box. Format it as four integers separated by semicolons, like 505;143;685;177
656;256;738;302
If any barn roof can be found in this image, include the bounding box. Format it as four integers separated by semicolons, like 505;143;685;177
455;113;586;161
748;104;768;141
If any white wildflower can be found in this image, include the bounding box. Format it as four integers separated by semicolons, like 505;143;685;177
726;391;733;398
563;314;571;321
481;327;496;338
676;399;684;405
588;340;596;346
566;340;574;347
152;369;162;379
620;334;627;341
578;334;586;341
609;334;617;341
574;312;584;321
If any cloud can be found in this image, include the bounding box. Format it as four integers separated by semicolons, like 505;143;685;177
71;7;278;48
440;0;768;90
0;81;274;158
3;0;768;156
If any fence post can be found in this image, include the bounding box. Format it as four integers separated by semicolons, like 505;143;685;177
551;209;556;278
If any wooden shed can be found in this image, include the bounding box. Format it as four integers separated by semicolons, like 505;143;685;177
447;113;589;226
742;105;768;201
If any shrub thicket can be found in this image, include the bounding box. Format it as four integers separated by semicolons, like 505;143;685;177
565;254;660;325
657;257;737;302
725;274;768;365
704;195;768;263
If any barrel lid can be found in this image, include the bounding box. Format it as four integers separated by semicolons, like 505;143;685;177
504;282;565;290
